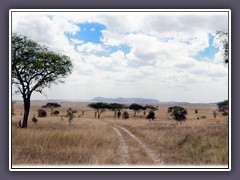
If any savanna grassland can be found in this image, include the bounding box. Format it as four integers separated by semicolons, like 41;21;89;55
11;102;228;167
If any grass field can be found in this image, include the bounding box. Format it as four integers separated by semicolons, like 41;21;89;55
11;102;228;167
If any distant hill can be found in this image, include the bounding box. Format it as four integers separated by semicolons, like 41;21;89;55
14;98;215;105
91;97;160;103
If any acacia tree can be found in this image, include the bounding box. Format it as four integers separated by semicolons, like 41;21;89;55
168;106;187;124
88;102;110;119
42;102;61;116
67;108;77;124
108;103;124;118
216;31;229;64
12;34;72;128
129;103;145;117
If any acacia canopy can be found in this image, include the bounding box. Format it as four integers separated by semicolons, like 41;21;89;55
12;34;73;128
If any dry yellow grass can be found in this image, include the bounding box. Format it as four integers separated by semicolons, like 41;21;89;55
12;102;228;166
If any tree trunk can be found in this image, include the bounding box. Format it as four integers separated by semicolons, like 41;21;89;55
21;97;31;128
134;111;136;117
51;108;53;116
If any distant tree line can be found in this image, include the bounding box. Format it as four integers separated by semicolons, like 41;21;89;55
87;102;159;119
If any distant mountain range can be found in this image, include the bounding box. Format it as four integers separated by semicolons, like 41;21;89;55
91;97;160;103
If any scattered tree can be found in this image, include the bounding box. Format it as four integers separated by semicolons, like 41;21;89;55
67;108;77;124
217;100;228;116
144;105;158;111
108;103;124;118
42;102;61;116
12;34;72;128
129;103;145;117
38;109;47;117
195;109;198;114
168;106;187;124
88;102;110;119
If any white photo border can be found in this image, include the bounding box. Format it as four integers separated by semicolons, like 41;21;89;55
9;9;231;171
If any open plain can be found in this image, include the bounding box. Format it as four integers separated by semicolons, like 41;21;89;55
11;101;228;167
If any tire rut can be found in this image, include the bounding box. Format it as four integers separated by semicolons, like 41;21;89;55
112;126;130;165
116;125;163;165
112;125;163;165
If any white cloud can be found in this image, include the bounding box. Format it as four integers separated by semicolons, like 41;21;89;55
77;42;104;53
11;11;229;103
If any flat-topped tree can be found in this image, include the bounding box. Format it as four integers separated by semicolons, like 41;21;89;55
12;34;72;128
144;105;158;111
42;102;61;116
88;102;110;119
108;103;124;118
129;103;145;117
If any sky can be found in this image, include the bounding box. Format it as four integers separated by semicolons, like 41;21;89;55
11;10;229;103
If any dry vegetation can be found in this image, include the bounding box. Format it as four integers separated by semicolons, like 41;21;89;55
12;102;228;166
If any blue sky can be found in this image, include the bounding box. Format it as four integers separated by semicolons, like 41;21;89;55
67;22;106;43
66;22;131;56
195;33;219;60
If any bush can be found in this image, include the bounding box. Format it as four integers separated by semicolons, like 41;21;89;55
38;109;47;117
32;115;38;124
168;106;187;123
53;110;60;116
146;110;155;121
122;111;129;120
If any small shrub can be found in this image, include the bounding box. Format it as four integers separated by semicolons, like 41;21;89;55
213;110;217;119
32;115;38;124
38;109;47;117
146;110;155;122
53;110;60;116
195;109;198;114
122;111;129;120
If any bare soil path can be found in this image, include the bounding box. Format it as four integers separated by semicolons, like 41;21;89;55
112;124;163;165
112;126;130;165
